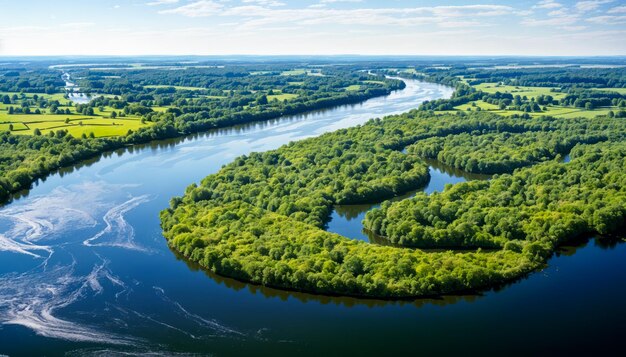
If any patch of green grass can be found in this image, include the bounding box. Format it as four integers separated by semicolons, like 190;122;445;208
0;93;151;137
0;91;73;104
442;97;618;119
280;69;307;76
364;80;385;85
144;85;205;91
267;93;298;101
0;122;29;131
473;83;567;100
591;87;626;94
344;85;361;91
455;100;500;111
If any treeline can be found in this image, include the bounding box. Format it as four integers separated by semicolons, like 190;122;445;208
161;111;625;298
1;93;72;115
560;89;626;111
406;120;612;174
0;69;65;93
467;67;626;88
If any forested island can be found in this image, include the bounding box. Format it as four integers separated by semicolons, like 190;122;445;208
161;63;626;298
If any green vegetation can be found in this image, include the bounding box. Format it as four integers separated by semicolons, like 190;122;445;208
161;111;625;298
143;85;206;91
407;120;610;174
381;65;626;119
0;92;150;137
365;140;624;249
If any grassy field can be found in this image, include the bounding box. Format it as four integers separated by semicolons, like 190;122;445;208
280;69;323;76
449;82;623;119
1;91;151;137
363;80;385;85
344;84;362;91
267;93;298;101
455;100;500;111
592;87;626;94
280;69;307;76
144;85;205;91
473;82;567;100
443;104;618;119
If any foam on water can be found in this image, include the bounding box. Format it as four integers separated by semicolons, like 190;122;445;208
0;260;137;345
152;286;244;337
83;195;152;252
0;182;150;258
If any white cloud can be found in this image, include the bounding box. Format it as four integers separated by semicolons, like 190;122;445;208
147;0;179;6
561;25;587;30
533;1;563;9
321;0;363;3
156;2;517;31
522;15;578;26
587;14;626;24
159;0;223;16
547;8;568;16
574;0;613;12
242;0;285;7
60;22;96;29
607;5;626;13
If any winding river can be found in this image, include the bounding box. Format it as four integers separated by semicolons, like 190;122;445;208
0;79;624;356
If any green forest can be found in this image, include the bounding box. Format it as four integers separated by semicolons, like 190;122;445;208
161;110;625;298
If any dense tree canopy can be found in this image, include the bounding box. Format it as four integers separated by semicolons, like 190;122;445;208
161;111;625;298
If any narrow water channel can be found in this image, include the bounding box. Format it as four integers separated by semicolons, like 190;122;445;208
326;158;490;242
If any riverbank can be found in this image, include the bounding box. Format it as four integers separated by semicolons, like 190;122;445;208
0;79;405;204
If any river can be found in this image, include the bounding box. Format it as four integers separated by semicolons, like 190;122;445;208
0;79;624;356
62;72;94;104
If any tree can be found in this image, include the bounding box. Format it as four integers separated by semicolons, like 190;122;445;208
257;95;268;105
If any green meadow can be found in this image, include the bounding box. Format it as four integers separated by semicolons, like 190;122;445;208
473;82;567;100
434;82;624;119
1;92;150;137
144;85;206;91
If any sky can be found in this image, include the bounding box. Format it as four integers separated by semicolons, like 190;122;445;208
0;0;625;56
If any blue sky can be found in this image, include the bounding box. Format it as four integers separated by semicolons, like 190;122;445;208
0;0;625;56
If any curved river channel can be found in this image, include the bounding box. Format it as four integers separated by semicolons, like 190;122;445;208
1;79;624;356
